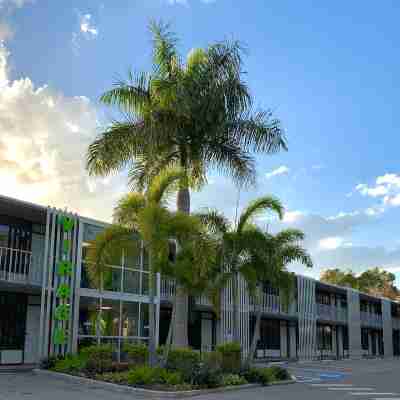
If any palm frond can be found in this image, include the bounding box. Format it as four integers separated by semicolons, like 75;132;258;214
280;245;313;269
99;70;152;114
146;166;184;205
195;209;231;235
149;20;180;77
274;228;305;245
237;195;284;233
113;193;147;228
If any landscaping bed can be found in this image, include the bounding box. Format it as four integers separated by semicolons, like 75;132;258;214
40;343;293;392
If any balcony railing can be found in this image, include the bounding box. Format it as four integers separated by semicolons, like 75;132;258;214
360;311;383;328
0;246;42;286
250;293;297;316
317;303;347;323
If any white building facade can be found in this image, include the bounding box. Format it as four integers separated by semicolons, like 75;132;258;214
0;195;399;364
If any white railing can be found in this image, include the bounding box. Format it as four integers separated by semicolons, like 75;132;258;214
317;304;347;323
160;278;215;308
250;293;297;316
361;311;383;328
0;246;42;286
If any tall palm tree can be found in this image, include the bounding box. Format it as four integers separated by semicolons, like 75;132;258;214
197;196;285;343
244;228;313;364
85;168;183;364
85;169;218;363
86;21;287;346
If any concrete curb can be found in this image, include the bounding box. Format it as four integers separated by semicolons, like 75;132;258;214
34;369;296;397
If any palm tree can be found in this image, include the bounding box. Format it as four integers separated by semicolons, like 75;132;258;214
244;228;313;364
85;168;183;364
86;21;287;347
85;168;218;363
197;196;285;344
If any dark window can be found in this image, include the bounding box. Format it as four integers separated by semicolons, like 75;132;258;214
259;319;280;350
361;328;369;350
316;291;331;305
360;301;368;313
317;324;332;350
263;282;279;296
343;326;349;350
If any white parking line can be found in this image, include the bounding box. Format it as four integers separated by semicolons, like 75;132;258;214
350;394;397;396
310;384;353;387
328;388;373;391
371;398;400;400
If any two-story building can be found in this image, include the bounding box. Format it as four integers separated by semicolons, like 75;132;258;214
0;194;399;365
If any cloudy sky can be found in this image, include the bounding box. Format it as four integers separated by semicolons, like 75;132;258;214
1;0;400;282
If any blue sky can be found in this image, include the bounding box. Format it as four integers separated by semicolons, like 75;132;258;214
1;0;400;280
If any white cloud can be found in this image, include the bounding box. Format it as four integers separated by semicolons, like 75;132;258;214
0;0;32;9
72;12;99;54
265;165;290;179
319;237;344;250
282;210;304;223
0;44;125;222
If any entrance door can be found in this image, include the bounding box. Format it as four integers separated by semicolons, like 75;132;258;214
0;293;27;364
24;305;41;363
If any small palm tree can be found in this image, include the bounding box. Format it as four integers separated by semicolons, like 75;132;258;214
197;196;285;343
86;21;287;347
244;228;313;364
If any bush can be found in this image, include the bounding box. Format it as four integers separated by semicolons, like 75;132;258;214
80;345;113;373
40;355;63;370
202;351;222;370
52;354;87;374
269;365;290;381
241;367;263;383
216;342;242;373
127;366;163;386
97;371;130;384
166;348;200;381
258;368;275;386
159;369;184;386
123;343;148;366
221;373;247;386
192;365;222;388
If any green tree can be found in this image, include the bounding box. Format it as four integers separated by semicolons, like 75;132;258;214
245;228;312;364
320;268;358;289
197;196;285;343
86;21;287;347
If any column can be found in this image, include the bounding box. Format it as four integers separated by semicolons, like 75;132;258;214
337;325;343;359
280;321;288;358
382;299;393;357
289;323;297;359
347;288;363;358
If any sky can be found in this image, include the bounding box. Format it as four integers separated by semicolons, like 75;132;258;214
1;0;400;282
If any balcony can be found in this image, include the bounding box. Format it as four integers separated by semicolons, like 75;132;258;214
250;293;297;316
360;311;382;328
160;279;213;307
0;247;42;286
317;303;347;323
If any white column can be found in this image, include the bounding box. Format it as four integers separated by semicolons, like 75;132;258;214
280;321;288;358
337;326;343;359
289;324;297;359
382;299;393;357
347;289;363;359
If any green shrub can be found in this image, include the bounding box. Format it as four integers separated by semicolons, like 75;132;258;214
221;373;247;386
80;345;113;373
52;354;87;374
159;369;184;386
166;348;200;381
202;351;222;370
258;368;275;386
269;365;290;381
98;371;130;384
127;366;163;386
192;365;222;388
40;355;64;370
241;367;263;383
123;343;148;366
216;342;241;373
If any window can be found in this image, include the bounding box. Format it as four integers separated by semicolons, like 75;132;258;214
360;301;368;313
317;324;332;350
361;328;369;350
259;319;280;350
316;291;331;305
262;282;279;296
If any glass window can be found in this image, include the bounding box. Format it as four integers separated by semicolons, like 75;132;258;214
79;297;100;336
99;299;120;337
124;244;141;269
317;325;332;350
81;263;99;289
121;301;139;337
123;269;141;294
102;267;122;292
0;225;9;247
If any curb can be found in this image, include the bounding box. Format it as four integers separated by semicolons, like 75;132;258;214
34;369;296;397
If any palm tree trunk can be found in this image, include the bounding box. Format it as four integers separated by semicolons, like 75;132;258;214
162;293;177;367
247;296;262;366
232;271;240;343
172;186;190;348
147;250;157;366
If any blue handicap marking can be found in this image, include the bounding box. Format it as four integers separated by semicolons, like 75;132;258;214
319;372;347;380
